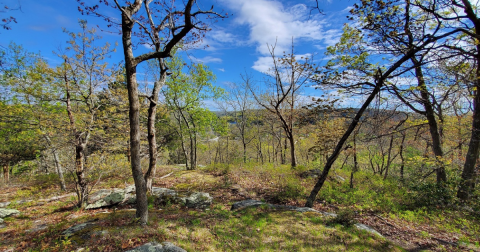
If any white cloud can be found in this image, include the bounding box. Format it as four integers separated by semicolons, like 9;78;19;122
209;30;237;43
341;6;353;13
252;56;273;73
192;56;223;64
196;28;249;51
217;68;225;72
143;43;154;50
222;0;342;72
252;53;314;75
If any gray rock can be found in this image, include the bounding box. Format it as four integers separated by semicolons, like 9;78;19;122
300;169;322;178
27;223;48;233
185;192;212;209
88;189;113;203
296;208;337;217
86;189;126;209
319;211;338;217
231;200;266;211
124;193;136;204
0;202;11;208
125;242;186;252
124;185;136;194
123;186;212;209
151;187;177;198
0;218;4;224
335;175;346;182
62;221;97;238
354;223;383;237
0;208;20;218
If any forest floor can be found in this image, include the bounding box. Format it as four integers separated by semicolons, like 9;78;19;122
0;163;479;251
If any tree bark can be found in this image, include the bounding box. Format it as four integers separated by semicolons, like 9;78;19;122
411;57;446;184
75;144;88;208
350;129;358;189
64;67;89;208
399;132;406;182
122;9;148;224
145;59;167;192
3;163;9;184
44;135;66;191
288;131;296;168
457;0;480;200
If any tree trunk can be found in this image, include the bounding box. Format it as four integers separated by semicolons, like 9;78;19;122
3;163;9;184
288;131;296;168
127;140;131;162
350;130;358;189
383;134;395;180
457;0;480;200
122;12;148;224
53;149;67;191
243;142;247;164
65;67;89;208
193;132;197;169
75;144;88;208
44;135;66;191
412;57;446;184
306;80;382;207
145;59;167;192
399;132;406;182
188;133;195;170
458;90;480;200
145;95;158;192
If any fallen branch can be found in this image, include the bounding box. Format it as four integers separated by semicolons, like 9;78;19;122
372;213;397;228
160;172;173;179
431;237;457;247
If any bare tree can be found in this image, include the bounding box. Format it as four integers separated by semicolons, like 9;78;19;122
250;42;316;168
220;75;256;163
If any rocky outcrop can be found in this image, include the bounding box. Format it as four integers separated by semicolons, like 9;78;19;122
61;220;98;238
230;199;265;211
0;202;11;208
85;189;125;209
185;192;213;209
354;223;383;237
0;208;20;218
125;242;186;252
85;186;212;209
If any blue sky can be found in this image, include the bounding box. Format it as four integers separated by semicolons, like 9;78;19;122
1;0;355;108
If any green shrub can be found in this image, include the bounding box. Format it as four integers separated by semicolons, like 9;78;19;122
272;178;305;203
327;209;356;227
408;181;456;208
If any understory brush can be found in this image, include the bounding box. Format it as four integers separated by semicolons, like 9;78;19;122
318;169;410;212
